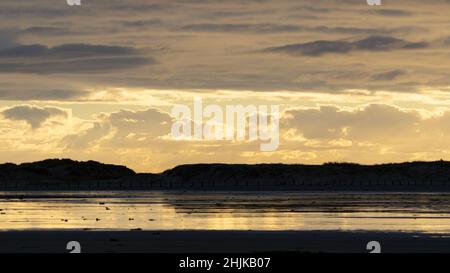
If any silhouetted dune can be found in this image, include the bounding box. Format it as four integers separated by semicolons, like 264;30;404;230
160;161;450;191
0;159;135;190
1;159;450;191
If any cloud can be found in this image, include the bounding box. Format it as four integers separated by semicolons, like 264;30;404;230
63;108;174;149
0;88;87;101
282;104;421;141
0;29;18;50
120;19;164;29
368;9;412;17
371;69;407;81
63;121;112;150
2;100;450;172
106;108;174;139
178;23;419;35
263;36;429;56
1;105;70;129
180;23;303;33
0;43;155;74
0;2;443;93
20;26;76;36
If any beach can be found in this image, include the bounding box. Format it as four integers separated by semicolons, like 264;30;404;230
0;191;449;253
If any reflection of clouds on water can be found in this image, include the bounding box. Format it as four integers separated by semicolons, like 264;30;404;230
0;192;449;233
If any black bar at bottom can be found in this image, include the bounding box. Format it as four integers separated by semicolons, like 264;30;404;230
0;253;447;272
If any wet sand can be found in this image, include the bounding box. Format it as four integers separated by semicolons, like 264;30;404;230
0;230;448;253
1;191;450;232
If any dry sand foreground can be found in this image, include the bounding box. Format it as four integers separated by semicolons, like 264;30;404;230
0;230;448;253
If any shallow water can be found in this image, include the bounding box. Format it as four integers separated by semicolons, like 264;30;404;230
0;191;449;233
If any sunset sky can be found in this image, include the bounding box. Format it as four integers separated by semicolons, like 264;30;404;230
1;0;450;172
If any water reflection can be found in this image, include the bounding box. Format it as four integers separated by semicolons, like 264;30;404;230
0;191;449;233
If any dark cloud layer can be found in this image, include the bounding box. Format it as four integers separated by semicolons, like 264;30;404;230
368;9;412;17
0;29;18;50
371;69;407;81
0;1;448;93
0;88;87;101
264;36;429;56
178;23;419;35
0;43;154;74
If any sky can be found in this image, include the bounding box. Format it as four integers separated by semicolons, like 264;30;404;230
1;0;450;172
